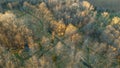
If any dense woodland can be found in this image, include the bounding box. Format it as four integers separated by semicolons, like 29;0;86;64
0;0;120;68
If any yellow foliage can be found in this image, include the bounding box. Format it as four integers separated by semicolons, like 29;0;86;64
56;23;66;36
65;24;77;36
82;1;94;10
101;12;109;17
50;20;66;37
111;16;120;25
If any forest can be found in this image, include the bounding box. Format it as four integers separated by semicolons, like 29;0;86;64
0;0;120;68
